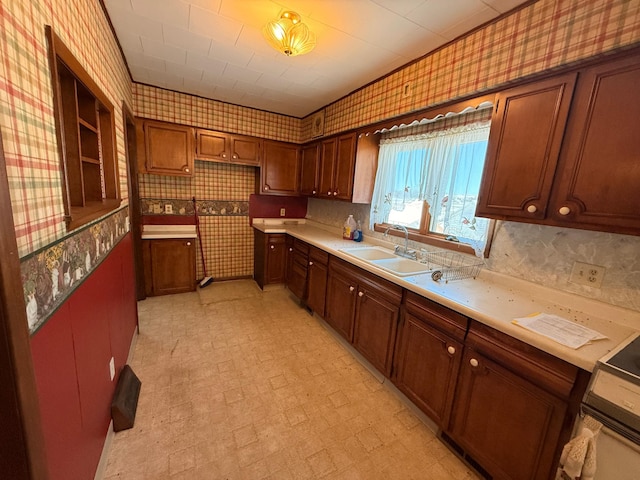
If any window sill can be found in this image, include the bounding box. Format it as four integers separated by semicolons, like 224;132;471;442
67;199;122;231
373;223;492;258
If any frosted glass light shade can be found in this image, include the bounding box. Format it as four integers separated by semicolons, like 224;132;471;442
263;11;316;57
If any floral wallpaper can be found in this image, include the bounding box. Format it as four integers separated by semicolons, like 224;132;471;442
21;208;130;333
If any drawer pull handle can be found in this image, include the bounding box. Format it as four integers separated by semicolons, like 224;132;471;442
447;346;456;355
186;242;191;246
526;205;537;213
470;358;479;368
559;206;571;216
349;286;355;292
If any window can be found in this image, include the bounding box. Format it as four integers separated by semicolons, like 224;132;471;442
46;26;120;230
370;116;493;256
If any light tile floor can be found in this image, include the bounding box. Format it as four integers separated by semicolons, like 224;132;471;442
103;283;479;479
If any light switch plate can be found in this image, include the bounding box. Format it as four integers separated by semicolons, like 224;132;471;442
570;261;605;288
165;204;173;214
280;208;285;216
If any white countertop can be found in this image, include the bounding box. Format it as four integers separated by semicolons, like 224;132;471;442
252;219;640;372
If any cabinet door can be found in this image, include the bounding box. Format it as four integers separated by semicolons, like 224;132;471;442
262;140;300;195
449;348;567;480
325;268;357;342
352;285;400;376
287;252;308;300
476;74;576;220
394;312;463;425
254;230;267;289
144;120;194;176
149;239;196;295
195;130;228;162
265;234;286;284
333;133;357;201
318;138;336;198
549;55;640;233
300;143;320;196
229;135;261;166
306;248;328;317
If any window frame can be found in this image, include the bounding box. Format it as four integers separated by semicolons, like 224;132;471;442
46;26;121;231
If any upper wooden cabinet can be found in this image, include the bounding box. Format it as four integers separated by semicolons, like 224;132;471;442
138;119;194;176
300;143;321;196
548;54;640;233
261;140;300;195
318;133;356;200
476;73;577;221
311;132;378;203
195;129;262;166
477;52;640;236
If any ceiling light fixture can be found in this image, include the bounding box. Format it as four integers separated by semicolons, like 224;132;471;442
262;11;316;57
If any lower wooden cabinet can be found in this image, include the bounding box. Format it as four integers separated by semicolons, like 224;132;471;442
393;293;467;425
306;246;329;317
286;239;309;300
142;239;196;296
253;230;286;289
447;322;587;480
326;257;402;376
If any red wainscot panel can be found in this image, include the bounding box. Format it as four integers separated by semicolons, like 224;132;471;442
31;233;139;480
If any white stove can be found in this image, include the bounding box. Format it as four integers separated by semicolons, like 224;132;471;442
581;332;640;479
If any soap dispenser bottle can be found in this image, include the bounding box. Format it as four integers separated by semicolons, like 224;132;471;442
343;215;357;240
353;221;363;242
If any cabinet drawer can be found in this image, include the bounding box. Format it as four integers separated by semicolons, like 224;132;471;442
309;245;329;265
329;256;402;304
466;321;580;399
293;238;310;256
404;291;468;342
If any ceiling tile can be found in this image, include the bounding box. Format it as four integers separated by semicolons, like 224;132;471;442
208;39;254;67
131;0;190;29
370;0;427;16
440;5;499;40
189;5;243;43
482;0;527;13
125;50;166;71
201;71;237;89
141;37;187;64
106;5;163;42
222;63;262;83
163;24;212;55
186;52;226;76
164;60;204;81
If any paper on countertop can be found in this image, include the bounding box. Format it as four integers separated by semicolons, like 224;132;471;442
512;313;607;349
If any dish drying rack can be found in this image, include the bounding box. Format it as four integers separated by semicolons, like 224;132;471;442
419;251;484;282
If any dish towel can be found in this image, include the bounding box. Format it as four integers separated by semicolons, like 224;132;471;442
556;415;603;480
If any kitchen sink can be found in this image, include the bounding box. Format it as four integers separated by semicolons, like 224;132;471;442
340;246;397;261
340;246;433;277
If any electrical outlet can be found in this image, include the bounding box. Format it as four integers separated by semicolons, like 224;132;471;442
153;203;162;214
402;81;413;98
280;208;286;217
570;261;605;288
164;203;173;214
109;357;115;381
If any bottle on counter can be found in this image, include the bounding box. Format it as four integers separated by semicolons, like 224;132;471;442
353;221;363;242
343;215;357;240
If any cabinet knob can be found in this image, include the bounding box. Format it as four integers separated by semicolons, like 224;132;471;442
186;241;191;246
558;206;571;216
270;245;275;250
526;205;537;213
233;154;238;159
358;291;364;297
327;191;332;195
289;247;293;252
222;153;227;158
264;185;270;191
184;167;190;173
333;191;338;196
312;190;317;195
447;346;456;355
349;286;355;292
469;358;479;368
309;261;313;266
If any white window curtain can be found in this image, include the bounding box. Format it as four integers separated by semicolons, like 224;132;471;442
370;121;491;256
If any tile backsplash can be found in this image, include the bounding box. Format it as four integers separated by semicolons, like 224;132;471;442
306;198;640;313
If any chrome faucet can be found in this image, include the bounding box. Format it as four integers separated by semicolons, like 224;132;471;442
384;224;417;260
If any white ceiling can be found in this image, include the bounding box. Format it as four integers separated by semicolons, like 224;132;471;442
104;0;529;118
